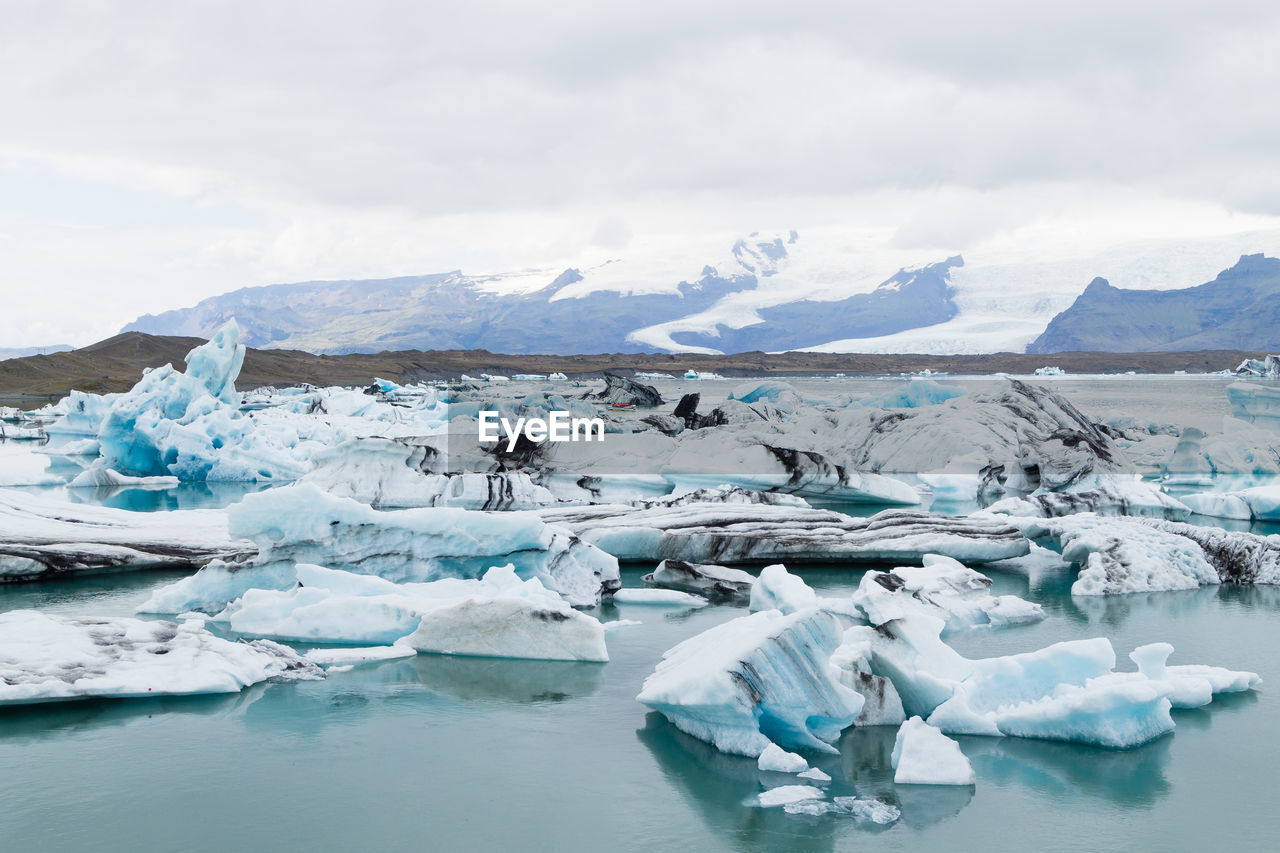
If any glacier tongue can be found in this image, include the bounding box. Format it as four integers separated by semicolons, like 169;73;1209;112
637;608;863;757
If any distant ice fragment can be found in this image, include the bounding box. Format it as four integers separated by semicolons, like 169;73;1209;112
851;554;1043;631
754;786;827;808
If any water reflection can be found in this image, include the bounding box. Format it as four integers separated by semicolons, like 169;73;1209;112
0;685;267;742
636;712;845;853
964;734;1172;807
408;654;604;704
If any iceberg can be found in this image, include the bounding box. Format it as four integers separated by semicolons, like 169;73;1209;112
611;588;708;607
752;786;827;808
1183;484;1280;521
842;614;1254;748
642;559;755;602
851;554;1044;631
783;797;900;823
637;609;863;757
539;503;1030;565
299;437;559;510
0;611;321;705
748;564;818;614
0;488;252;581
757;743;811;773
892;718;975;785
1012;513;1280;594
142;484;619;612
212;564;609;661
986;476;1190;520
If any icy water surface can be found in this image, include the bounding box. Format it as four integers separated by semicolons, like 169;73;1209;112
1;375;1276;851
0;565;1276;853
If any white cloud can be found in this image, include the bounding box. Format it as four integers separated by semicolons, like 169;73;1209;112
1;1;1279;345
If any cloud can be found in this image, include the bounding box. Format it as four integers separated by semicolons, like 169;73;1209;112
1;1;1279;345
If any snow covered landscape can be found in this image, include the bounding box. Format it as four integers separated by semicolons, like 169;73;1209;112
3;323;1279;848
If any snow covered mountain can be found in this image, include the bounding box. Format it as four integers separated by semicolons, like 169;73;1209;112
1028;254;1280;353
122;229;1280;355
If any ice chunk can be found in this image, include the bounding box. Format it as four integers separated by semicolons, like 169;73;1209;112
0;489;252;581
643;559;755;602
611;588;708;607
1184;484;1280;521
0;611;321;705
851;554;1043;631
300;438;558;510
986;476;1190;520
209;564;608;661
304;646;417;666
637;609;863;757
784;797;900;823
829;630;908;726
145;484;619;611
541;503;1029;565
753;786;827;808
892;717;975;785
757;743;810;773
749;564;818;614
796;767;831;783
400;596;609;662
1013;514;1220;595
68;466;180;489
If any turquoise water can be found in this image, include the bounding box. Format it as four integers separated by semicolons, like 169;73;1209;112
1;565;1275;853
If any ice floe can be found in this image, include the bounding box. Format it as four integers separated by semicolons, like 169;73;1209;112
851;554;1044;631
642;559;755;602
141;484;619;612
0;611;321;705
0;488;252;581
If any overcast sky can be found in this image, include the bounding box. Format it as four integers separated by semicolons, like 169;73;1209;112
3;0;1280;346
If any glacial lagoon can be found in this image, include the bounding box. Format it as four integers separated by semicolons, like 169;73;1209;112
0;564;1275;852
2;371;1278;851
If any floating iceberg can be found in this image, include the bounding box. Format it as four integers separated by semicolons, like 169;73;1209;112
539;503;1029;565
611;588;708;607
892;718;975;785
211;564;609;661
0;489;252;581
757;743;811;773
642;559;755;602
783;797;900;823
1183;484;1280;521
142;484;618;613
0;611;320;705
752;785;827;808
637;609;863;757
851;554;1044;631
299;438;558;510
1012;513;1280;594
986;476;1190;520
843;614;1256;748
748;564;818;614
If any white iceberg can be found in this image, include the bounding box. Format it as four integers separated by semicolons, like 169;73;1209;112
0;611;321;705
637;608;863;757
851;554;1044;631
643;559;755;601
0;488;252;581
749;564;818;614
611;588;708;607
756;743;811;773
142;484;619;612
753;785;827;808
215;564;609;662
1184;484;1280;521
892;717;975;785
